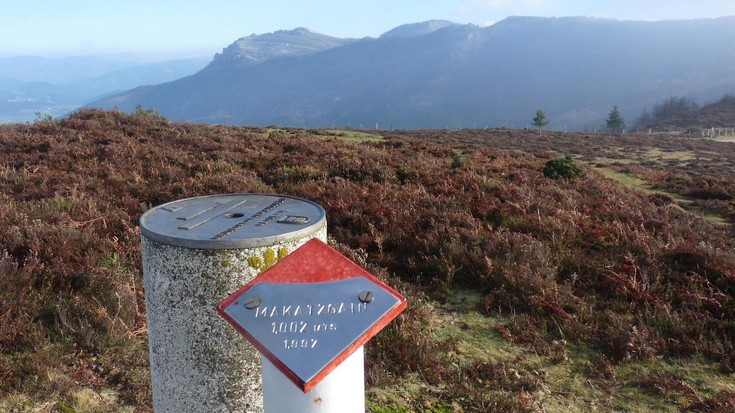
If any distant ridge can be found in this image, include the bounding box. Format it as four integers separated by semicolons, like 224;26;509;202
380;20;460;38
87;17;735;129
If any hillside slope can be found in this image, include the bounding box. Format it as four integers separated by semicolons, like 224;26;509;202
1;110;734;411
88;17;735;129
639;94;735;131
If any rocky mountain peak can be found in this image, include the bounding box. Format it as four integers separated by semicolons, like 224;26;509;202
211;27;352;67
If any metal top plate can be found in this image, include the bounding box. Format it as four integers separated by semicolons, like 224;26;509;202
139;194;326;249
221;277;401;389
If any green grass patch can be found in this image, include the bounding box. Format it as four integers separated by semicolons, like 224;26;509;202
590;156;636;165
642;148;698;161
593;166;659;192
592;166;729;226
311;129;385;143
266;127;385;143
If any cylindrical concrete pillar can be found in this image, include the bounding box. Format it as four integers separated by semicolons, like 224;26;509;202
140;194;327;413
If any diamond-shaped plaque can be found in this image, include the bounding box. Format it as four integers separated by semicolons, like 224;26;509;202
217;239;407;392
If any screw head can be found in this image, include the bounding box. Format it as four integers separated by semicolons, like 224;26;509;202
244;296;261;309
358;290;374;303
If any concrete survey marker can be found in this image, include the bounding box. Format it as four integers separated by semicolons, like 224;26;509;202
218;238;407;392
140;193;327;413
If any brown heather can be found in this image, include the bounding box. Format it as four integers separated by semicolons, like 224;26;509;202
1;109;734;412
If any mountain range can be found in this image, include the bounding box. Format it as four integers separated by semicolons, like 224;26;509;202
83;16;735;130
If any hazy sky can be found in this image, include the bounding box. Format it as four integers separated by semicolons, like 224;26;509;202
3;0;735;59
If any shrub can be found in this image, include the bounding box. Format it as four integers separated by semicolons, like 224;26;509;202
542;155;585;180
132;105;168;124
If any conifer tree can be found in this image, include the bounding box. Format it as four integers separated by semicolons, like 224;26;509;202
606;106;625;133
532;109;549;136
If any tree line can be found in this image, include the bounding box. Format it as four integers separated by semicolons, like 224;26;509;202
532;106;625;135
636;96;699;126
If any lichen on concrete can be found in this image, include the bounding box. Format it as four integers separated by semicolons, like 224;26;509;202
263;248;277;270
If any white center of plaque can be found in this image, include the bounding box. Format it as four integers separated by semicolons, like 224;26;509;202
221;277;400;385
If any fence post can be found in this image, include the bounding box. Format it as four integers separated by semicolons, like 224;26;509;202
140;194;327;412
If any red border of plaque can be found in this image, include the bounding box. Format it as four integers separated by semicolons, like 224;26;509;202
217;238;407;392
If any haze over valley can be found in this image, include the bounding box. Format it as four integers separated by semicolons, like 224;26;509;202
0;56;208;123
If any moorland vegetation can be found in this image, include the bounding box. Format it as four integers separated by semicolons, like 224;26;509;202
1;109;734;412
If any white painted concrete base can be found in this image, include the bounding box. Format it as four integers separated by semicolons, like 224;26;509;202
261;347;365;413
